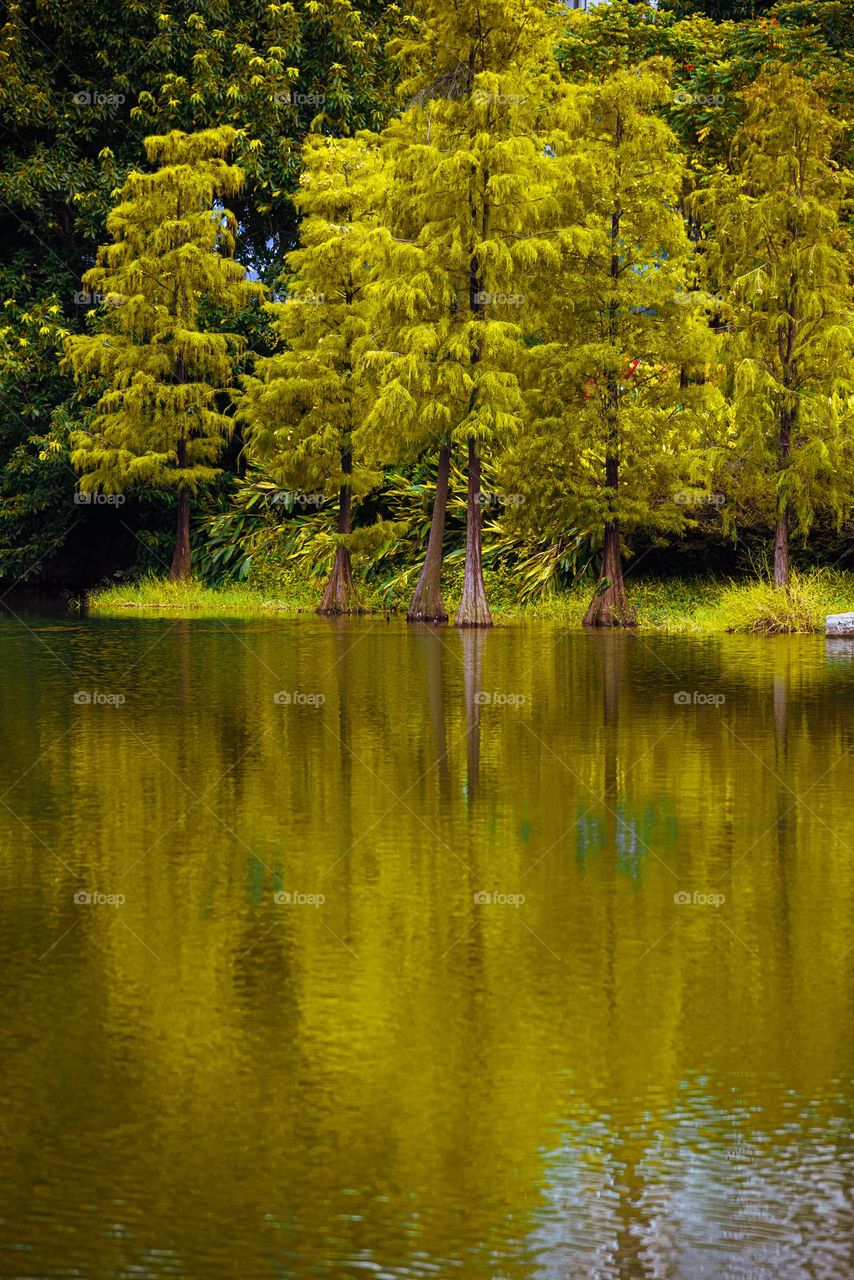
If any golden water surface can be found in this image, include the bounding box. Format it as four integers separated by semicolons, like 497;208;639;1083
0;613;851;1279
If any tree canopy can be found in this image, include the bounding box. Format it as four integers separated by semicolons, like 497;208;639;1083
1;0;852;619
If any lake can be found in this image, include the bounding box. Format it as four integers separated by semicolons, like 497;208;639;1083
0;610;851;1279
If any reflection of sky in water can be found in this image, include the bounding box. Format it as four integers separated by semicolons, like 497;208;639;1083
576;800;678;881
528;1089;852;1280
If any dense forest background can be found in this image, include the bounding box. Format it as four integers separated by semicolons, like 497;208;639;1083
1;0;852;605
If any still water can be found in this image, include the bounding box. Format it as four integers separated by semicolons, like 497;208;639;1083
0;611;851;1279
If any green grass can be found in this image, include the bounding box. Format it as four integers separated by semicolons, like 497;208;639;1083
507;576;728;629
505;568;854;633
696;568;854;634
86;566;854;633
86;575;317;617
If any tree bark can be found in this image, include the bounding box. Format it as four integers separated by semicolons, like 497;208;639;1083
774;251;797;589
408;443;451;623
774;404;792;589
169;437;191;582
455;438;492;628
774;504;789;588
584;416;636;626
318;450;361;615
583;518;636;627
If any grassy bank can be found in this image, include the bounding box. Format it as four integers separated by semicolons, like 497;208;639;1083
86;567;854;634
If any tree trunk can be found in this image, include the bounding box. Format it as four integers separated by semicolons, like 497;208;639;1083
319;545;357;615
774;255;797;589
774;504;789;588
583;519;636;627
169;489;191;582
584;174;636;629
169;437;191;582
455;438;492;628
318;451;361;615
408;443;451;623
774;405;792;589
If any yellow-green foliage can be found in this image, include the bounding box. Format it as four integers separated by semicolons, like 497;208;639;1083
240;132;383;510
359;0;564;466
64;127;263;496
506;63;720;545
697;66;854;543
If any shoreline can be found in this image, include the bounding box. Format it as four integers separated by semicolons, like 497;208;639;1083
82;570;854;636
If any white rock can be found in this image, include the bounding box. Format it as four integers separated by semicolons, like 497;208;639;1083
826;612;854;636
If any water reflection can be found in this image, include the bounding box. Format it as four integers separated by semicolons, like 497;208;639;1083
461;626;487;803
0;615;851;1278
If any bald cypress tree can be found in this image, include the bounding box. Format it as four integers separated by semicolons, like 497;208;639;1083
509;66;717;626
241;132;382;615
698;67;854;587
360;0;563;627
356;109;458;624
64;127;261;581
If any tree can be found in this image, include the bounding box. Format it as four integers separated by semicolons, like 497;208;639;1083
360;0;562;627
354;111;457;623
0;297;81;583
507;64;717;625
698;66;854;586
240;132;383;615
0;0;401;585
555;1;852;195
659;0;775;19
0;0;401;287
130;0;404;278
64;126;261;580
